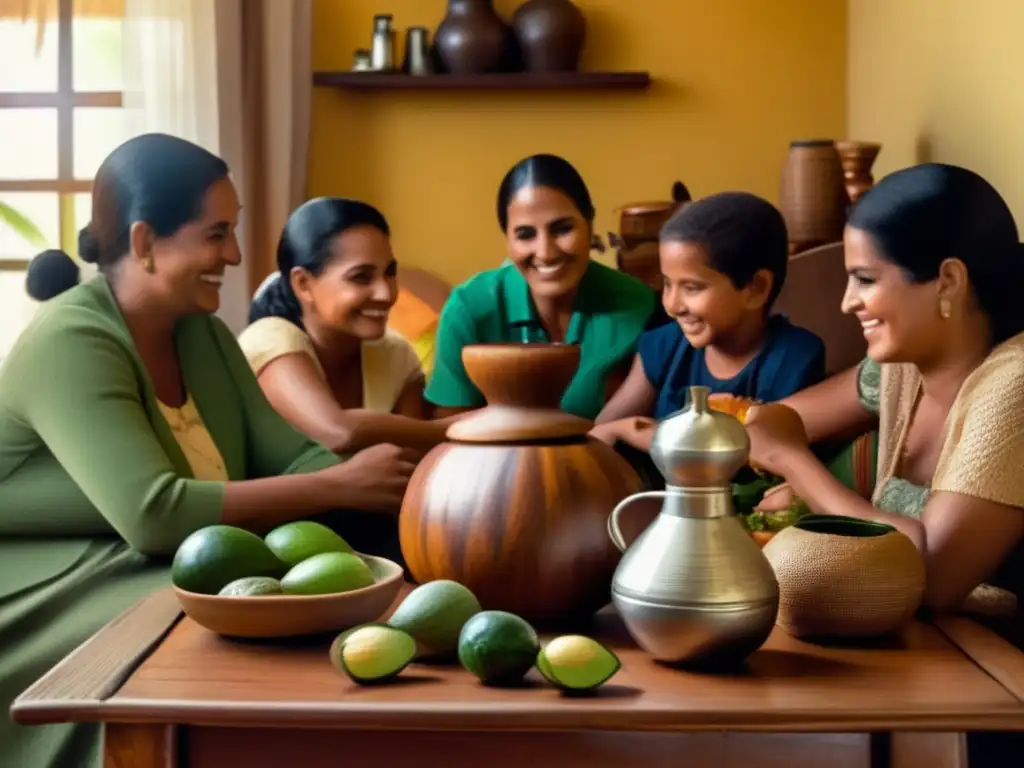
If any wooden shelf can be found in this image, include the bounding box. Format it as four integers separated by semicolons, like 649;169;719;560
312;71;652;92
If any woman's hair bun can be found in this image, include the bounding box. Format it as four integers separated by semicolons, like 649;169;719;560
25;249;81;301
77;225;100;264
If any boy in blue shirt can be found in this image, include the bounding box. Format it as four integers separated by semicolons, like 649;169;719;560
592;191;826;452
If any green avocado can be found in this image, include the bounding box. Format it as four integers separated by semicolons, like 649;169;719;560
171;525;286;595
265;521;354;568
332;625;417;685
280;552;375;596
536;635;621;691
217;576;283;597
387;580;482;659
458;611;539;686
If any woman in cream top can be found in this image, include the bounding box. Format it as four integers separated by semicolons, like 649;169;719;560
239;197;455;454
240;314;422;416
743;164;1024;628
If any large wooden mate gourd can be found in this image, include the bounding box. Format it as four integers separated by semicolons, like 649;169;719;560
398;343;642;623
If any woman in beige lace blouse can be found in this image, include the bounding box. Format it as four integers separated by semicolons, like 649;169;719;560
746;163;1024;617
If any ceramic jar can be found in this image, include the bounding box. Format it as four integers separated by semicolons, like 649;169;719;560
763;514;926;639
510;0;587;72
434;0;510;75
610;181;691;290
835;140;883;205
778;139;850;254
398;343;642;625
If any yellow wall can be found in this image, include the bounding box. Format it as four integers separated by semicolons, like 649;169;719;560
309;0;846;286
848;0;1024;225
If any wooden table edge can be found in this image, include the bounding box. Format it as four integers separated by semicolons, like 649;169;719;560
932;615;1024;702
9;588;183;725
15;698;1024;732
12;590;1024;735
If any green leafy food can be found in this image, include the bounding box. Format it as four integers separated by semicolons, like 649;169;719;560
741;498;812;534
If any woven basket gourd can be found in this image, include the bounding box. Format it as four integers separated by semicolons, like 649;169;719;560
762;514;926;639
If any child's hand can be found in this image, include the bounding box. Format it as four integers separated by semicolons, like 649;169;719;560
589;421;623;446
589;417;656;450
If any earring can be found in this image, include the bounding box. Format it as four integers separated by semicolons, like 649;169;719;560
939;298;952;319
144;255;155;274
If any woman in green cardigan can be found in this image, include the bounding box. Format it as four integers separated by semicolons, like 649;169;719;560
0;133;417;767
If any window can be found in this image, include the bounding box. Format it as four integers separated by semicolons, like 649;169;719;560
0;0;127;357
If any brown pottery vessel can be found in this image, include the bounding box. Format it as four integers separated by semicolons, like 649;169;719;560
835;140;883;205
398;343;642;624
510;0;587;72
434;0;510;75
779;139;850;254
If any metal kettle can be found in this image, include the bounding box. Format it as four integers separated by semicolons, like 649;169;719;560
608;385;779;668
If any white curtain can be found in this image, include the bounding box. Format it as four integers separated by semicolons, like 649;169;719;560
122;0;317;333
122;0;221;151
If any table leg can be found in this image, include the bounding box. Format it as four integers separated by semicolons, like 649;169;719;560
889;733;967;768
104;723;178;768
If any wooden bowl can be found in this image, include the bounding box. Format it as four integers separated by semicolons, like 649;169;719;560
172;554;404;639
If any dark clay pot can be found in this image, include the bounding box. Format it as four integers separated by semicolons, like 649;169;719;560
511;0;587;72
434;0;510;75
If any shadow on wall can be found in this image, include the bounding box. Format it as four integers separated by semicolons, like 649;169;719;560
915;135;934;164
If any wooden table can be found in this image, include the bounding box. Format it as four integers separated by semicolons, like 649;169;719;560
12;587;1024;768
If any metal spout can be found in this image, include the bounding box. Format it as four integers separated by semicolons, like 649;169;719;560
689;385;709;414
649;384;750;488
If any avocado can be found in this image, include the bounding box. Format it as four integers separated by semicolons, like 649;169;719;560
458;610;539;686
387;580;482;659
171;525;286;595
329;622;392;668
265;521;354;567
218;576;283;597
332;625;417;685
535;635;621;691
280;551;375;595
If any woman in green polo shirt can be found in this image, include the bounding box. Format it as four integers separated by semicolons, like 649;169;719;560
425;154;657;420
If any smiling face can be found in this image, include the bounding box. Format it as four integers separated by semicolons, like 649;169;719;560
660;240;772;349
505;185;592;304
841;226;950;364
291;224;397;341
142;178;241;315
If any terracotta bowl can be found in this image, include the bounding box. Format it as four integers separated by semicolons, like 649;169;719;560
173;553;404;639
460;342;581;409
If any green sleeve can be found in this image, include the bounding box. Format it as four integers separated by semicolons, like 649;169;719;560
7;310;224;555
424;290;486;408
209;316;340;476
